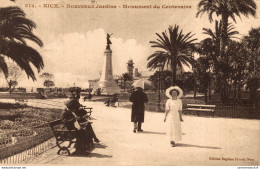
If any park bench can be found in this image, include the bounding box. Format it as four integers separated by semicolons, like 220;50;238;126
48;119;77;155
14;98;28;106
104;94;119;107
48;106;93;155
83;94;93;101
184;104;216;117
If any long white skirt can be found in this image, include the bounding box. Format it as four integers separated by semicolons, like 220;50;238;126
166;110;182;142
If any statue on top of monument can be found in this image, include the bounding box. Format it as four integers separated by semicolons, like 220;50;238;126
106;33;113;49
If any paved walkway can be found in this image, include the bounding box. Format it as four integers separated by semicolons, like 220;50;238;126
1;99;260;166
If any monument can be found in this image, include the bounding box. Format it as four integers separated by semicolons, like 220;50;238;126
98;33;120;95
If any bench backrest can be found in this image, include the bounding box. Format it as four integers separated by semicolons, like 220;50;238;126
187;104;216;108
48;119;78;140
49;119;62;130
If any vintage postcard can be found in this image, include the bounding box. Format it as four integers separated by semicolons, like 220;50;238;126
0;0;259;167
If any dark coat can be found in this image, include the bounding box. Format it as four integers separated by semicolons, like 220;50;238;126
60;109;93;152
60;109;77;130
129;89;148;122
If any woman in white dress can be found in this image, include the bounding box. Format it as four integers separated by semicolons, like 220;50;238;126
164;86;184;147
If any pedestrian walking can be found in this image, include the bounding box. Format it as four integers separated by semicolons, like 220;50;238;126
164;86;184;147
129;86;148;133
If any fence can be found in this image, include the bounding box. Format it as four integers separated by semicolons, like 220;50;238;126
213;105;259;119
144;102;260;119
0;122;56;164
182;104;259;119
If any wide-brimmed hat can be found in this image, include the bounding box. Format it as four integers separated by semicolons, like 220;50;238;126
165;86;183;99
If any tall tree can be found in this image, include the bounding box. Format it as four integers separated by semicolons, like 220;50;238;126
192;56;212;103
149;70;172;92
242;27;260;106
201;20;239;102
202;20;239;62
197;0;256;63
120;73;133;92
5;63;21;93
40;72;55;88
0;7;44;81
226;41;246;102
147;25;197;85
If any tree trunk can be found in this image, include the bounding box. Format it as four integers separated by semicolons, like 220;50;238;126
124;81;126;92
220;14;228;62
249;78;258;107
208;78;211;101
204;87;208;104
171;56;177;86
223;79;229;103
193;85;197;99
8;81;12;94
233;80;237;102
219;13;229;104
238;83;242;103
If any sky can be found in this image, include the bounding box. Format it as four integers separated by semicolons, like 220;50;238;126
0;0;260;88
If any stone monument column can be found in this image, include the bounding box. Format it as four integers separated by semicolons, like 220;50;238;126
98;33;120;95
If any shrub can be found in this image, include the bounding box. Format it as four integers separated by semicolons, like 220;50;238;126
0;134;12;146
15;129;35;137
0;120;15;130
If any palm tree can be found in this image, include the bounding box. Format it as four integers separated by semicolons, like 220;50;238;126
196;0;256;63
227;41;248;102
242;28;260;106
147;25;197;85
202;20;239;61
200;20;239;102
192;57;211;103
0;7;44;81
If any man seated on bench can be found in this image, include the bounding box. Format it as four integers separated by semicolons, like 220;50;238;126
83;91;93;102
104;93;119;107
61;99;100;154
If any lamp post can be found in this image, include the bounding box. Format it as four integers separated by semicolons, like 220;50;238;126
157;63;163;112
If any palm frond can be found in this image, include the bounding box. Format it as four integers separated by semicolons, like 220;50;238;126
148;24;197;83
0;41;44;80
0;7;43;47
0;55;8;78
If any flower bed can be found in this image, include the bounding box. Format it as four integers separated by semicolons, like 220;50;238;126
0;103;60;147
0;134;12;146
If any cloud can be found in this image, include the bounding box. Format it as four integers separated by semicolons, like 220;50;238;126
35;28;150;87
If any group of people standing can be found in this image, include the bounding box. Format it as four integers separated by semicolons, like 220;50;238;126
129;85;184;147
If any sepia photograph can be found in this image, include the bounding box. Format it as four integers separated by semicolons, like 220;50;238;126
0;0;259;167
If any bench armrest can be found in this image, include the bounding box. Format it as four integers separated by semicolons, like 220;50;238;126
81;105;93;110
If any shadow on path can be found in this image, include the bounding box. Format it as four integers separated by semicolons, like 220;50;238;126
95;143;108;149
177;143;221;149
140;131;165;135
139;131;186;135
71;152;112;158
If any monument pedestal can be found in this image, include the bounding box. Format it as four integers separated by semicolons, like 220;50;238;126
98;48;120;95
98;80;120;95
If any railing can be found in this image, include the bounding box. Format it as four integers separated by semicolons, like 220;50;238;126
214;105;260;119
183;104;259;119
0;122;56;164
143;102;260;119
